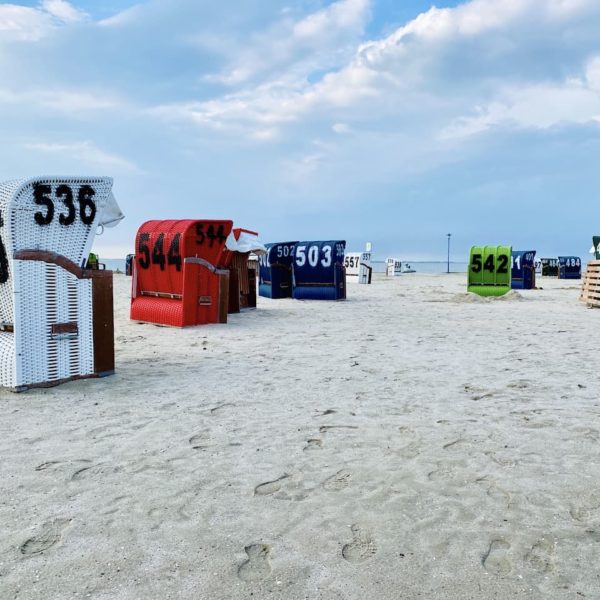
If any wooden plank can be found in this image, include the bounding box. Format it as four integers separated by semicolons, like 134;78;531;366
218;271;229;324
92;273;115;376
580;263;600;308
228;268;240;314
51;322;78;335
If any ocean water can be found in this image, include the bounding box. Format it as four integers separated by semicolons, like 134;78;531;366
371;261;468;274
103;258;127;272
101;258;469;274
102;258;468;274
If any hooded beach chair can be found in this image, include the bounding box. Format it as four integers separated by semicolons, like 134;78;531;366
259;241;298;299
511;250;536;289
558;256;582;279
0;176;123;390
130;220;232;327
292;240;346;300
218;228;266;313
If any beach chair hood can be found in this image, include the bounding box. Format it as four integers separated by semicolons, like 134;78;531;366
98;191;124;228
225;229;266;255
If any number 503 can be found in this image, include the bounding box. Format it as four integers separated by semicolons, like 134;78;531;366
295;244;332;268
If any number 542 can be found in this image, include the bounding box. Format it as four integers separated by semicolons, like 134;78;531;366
471;253;509;274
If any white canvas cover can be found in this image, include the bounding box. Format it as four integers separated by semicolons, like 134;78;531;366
99;191;124;228
225;230;266;255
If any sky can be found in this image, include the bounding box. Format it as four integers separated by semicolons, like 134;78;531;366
1;0;599;261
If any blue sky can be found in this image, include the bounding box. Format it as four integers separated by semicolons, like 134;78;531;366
1;0;599;261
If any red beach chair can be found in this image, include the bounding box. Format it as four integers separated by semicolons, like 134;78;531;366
130;219;233;327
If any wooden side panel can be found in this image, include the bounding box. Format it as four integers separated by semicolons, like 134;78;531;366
580;261;600;308
219;271;229;323
92;272;115;375
246;264;257;309
228;268;240;314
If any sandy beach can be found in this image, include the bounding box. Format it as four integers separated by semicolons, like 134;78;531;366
1;272;600;599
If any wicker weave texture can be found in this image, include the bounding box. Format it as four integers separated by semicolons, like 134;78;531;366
13;261;94;385
0;176;112;388
0;333;15;387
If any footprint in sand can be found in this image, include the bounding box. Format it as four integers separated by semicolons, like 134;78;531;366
398;426;418;439
254;474;306;501
323;469;352;491
442;438;468;450
304;438;323;451
117;335;146;344
570;491;600;523
397;443;421;459
427;461;464;483
70;464;119;481
484;450;517;468
147;502;192;529
189;431;212;450
20;518;71;556
396;427;422;458
319;425;358;433
342;524;377;563
475;478;512;509
237;544;272;582
586;529;600;542
35;461;62;471
210;403;234;415
482;539;512;575
101;495;136;516
574;427;600;442
317;409;337;416
525;537;556;574
37;459;92;473
507;380;530;390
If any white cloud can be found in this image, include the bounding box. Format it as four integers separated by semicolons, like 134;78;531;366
332;123;351;134
153;0;600;148
0;87;123;114
586;55;600;91
24;141;137;172
1;0;598;254
97;4;143;28
204;0;370;87
293;0;369;40
441;80;600;138
41;0;88;24
0;1;88;41
0;5;54;41
281;151;327;185
152;61;380;139
36;90;120;112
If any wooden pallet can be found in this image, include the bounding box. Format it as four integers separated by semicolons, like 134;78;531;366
581;260;600;308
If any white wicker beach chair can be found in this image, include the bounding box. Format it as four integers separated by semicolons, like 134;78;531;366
0;176;119;391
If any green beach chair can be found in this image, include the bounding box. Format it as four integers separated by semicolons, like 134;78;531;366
468;246;512;297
